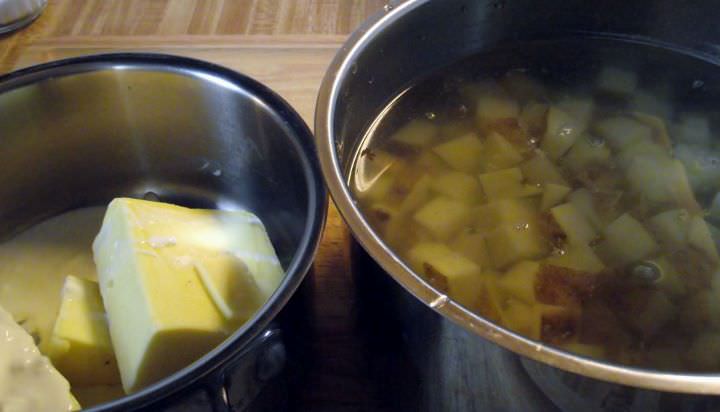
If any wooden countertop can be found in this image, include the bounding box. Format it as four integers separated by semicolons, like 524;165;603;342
0;1;386;410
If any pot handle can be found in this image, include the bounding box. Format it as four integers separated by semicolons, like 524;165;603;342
207;327;287;412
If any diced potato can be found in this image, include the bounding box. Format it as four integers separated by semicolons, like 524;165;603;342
687;333;720;370
430;171;481;204
675;144;720;195
413;196;472;240
599;213;658;266
519;101;548;137
486;224;548;269
496;261;540;304
439;121;475;140
400;174;433;213
674;113;711;146
407;242;483;308
483;131;524;171
354;152;399;202
390;119;438;147
500;298;540;340
541;183;570;211
459;80;504;103
622;290;675;338
561;342;605;359
550;203;598;246
596;66;638;95
626;156;698;211
688;216;720;263
478;168;527;200
562;134;611;172
630;91;673;120
546;245;604;274
647;209;690;252
520;151;567;186
541;106;583;160
413;150;449;175
476;277;503;322
476;198;536;232
475;94;519;127
616;139;670;170
538;304;581;344
557;95;594;127
452;230;491;268
594;116;652;150
535;264;596;307
634;112;672;148
432;133;484;173
567;189;602;230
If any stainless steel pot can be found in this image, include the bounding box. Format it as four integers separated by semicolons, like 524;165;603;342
315;0;720;408
0;53;327;411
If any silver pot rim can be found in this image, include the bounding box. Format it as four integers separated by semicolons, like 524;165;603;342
314;0;720;395
0;52;328;410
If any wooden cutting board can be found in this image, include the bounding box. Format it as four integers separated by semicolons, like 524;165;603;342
0;1;389;410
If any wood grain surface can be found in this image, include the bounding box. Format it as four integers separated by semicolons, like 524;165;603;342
0;1;387;410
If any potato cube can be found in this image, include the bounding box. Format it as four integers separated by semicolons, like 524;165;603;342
431;171;481;204
476;198;536;232
354;152;399;202
557;95;594;127
688;216;720;263
600;213;658;266
390;119;438;147
500;298;540;340
475;94;519;127
535;265;596;307
519;101;549;137
550;203;598;245
567;189;602;230
626;156;697;210
562;134;611;172
497;261;540;304
483;131;524;171
596;66;638;95
400;174;433;213
649;256;686;298
413;197;471;240
647;209;690;252
413;150;450;175
616;139;670;170
594;116;652;150
520;151;567;186
432;133;484;173
546;245;604;274
541;183;570;211
452;230;491;268
407;242;483;308
630;91;673;120
674;113;711;145
541;106;583;160
476;277;504;322
478;168;523;199
486;224;548;268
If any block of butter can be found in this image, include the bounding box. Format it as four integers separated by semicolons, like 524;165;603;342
47;275;120;385
0;304;76;412
92;198;284;393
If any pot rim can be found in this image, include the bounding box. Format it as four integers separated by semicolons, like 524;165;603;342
314;0;720;395
0;52;328;410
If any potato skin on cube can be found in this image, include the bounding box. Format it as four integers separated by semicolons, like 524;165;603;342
407;242;483;309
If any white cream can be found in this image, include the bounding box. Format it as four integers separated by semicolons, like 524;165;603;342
0;304;73;412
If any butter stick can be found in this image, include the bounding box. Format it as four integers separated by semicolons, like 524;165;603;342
93;198;283;393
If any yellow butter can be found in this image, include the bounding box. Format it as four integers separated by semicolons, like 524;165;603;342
47;275;120;386
92;198;283;393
